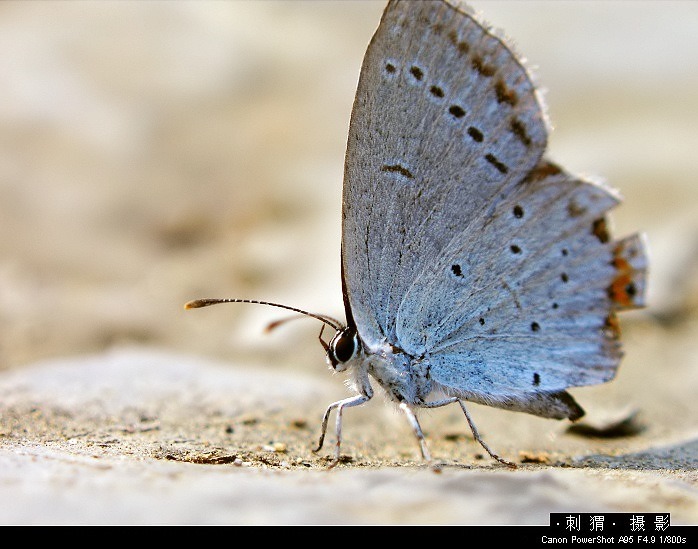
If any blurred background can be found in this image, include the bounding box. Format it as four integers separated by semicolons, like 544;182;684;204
1;0;696;382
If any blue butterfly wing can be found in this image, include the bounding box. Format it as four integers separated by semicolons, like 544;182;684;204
342;0;547;347
341;0;647;418
401;162;647;417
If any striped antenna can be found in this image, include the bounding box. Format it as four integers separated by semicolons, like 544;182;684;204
184;298;344;331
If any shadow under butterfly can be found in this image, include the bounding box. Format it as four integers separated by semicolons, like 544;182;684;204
185;0;648;468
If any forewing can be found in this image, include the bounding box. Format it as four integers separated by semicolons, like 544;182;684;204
341;0;548;347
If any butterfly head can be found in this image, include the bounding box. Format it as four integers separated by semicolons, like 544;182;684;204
326;326;360;372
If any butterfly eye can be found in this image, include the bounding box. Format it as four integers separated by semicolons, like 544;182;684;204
328;328;359;369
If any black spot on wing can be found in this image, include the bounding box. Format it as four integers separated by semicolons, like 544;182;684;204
593;218;610;243
448;105;466;118
495;79;518;106
485;153;508;174
380;164;414;179
429;85;444;98
409;65;424;81
467;126;484;142
472;55;495;77
510;118;531;146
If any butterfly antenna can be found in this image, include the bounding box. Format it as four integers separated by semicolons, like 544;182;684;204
264;315;301;333
184;298;344;331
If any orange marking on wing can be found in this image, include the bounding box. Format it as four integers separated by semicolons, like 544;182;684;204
609;245;639;308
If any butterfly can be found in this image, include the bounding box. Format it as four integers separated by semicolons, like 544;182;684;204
185;0;647;468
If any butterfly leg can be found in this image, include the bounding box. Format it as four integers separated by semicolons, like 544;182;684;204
422;397;517;468
398;402;433;464
314;394;370;468
457;399;516;468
